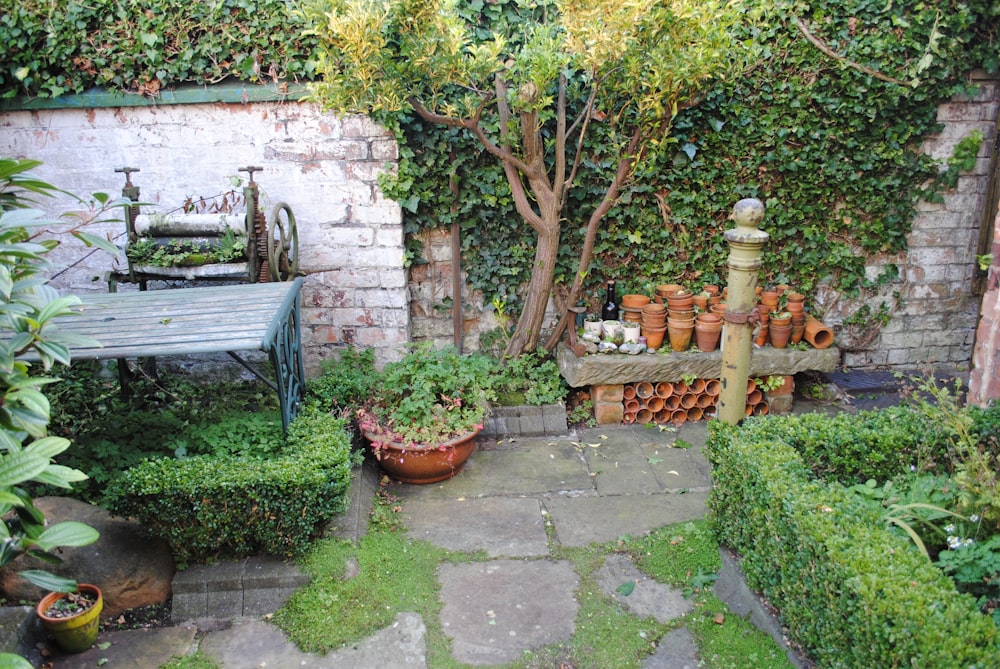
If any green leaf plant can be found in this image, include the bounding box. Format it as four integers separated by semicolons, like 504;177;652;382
301;0;761;356
0;157;128;666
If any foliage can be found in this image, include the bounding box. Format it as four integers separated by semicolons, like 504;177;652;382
358;343;492;447
0;158;127;602
0;0;319;99
487;348;565;406
306;345;379;414
46;364;281;502
103;403;360;564
706;410;1000;667
125;228;247;267
385;0;999;334
303;0;759;355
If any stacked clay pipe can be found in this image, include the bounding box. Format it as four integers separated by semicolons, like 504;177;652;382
621;378;768;425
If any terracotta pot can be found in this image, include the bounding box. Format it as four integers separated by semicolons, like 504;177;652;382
364;429;480;484
647;396;665;413
671;408;688;424
666;291;694;311
753;402;770;416
687;406;704;421
667;322;693;351
696;312;722;326
769;323;792;348
770;313;791;327
695;322;722;351
791;323;806;344
665;394;682;410
636;381;655;399
747;388;763;405
36;584;103;654
680;393;697;409
656;284;683;298
704;379;722;397
623;384;637;400
692;294;709;310
642;325;667;350
804;315;835;349
622;412;636;424
654;408;672;423
636;408;653;424
709;303;727;316
760;291;779;307
625;398;640;414
621;307;643;323
655;382;674;397
708;295;723;307
621;294;651;309
696;392;713;408
702;284;720;296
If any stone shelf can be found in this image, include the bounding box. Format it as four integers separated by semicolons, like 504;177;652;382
556;343;840;388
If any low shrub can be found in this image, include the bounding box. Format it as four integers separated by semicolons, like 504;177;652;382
706;413;999;668
104;404;360;564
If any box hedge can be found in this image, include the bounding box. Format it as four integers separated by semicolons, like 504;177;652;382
104;405;360;563
706;409;999;668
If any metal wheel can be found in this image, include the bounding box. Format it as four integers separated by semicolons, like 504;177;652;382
266;202;299;282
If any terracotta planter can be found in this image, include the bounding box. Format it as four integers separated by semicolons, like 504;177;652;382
37;584;103;654
804;315;835;349
694;322;723;351
760;291;779;306
769;314;792;327
671;408;688;424
636;381;655;399
641;325;666;350
656;284;683;299
364;429;480;484
692;294;709;310
702;284;720;296
666;292;694;311
621;294;651;309
769;323;792;348
655;382;674;397
791;323;806;344
621;306;643;323
704;379;722;397
667;322;693;351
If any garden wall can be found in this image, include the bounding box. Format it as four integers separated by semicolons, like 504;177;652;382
0;75;998;378
0;91;407;371
837;71;999;373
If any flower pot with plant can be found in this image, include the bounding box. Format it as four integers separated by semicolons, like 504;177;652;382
357;344;492;484
36;584;103;653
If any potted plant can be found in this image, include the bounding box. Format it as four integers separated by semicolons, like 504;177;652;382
35;584;103;654
357;343;492;484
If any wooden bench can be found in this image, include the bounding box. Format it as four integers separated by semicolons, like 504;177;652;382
43;278;305;431
556;343;840;423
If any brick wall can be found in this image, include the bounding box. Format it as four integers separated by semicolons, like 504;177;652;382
970;202;1000;405
0;99;407;372
824;71;999;374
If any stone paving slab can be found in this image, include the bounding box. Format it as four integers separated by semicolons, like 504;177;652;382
642;627;701;669
403;496;550;557
596;554;695;624
396;437;594;500
544;492;709;547
438;559;579;666
200;614;427;668
50;625;198;669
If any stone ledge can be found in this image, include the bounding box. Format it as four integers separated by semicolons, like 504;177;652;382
171;557;310;623
483;403;568;438
556;343;840;387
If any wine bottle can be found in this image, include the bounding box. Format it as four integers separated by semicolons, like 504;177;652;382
601;280;619;321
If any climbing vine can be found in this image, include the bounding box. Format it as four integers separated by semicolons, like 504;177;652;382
1;0;998;330
387;0;999;317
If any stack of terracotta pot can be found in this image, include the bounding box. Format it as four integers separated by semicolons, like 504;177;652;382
640;301;667;350
621;377;768;425
665;289;695;352
621;293;649;324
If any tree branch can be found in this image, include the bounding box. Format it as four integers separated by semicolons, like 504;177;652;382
793;16;909;87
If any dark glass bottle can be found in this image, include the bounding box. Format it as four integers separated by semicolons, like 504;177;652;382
601;280;619;321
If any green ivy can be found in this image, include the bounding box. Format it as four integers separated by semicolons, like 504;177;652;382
386;0;999;317
0;0;318;99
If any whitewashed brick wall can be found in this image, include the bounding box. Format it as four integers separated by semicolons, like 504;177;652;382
0;100;406;372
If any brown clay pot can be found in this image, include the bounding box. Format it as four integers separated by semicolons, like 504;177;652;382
667;322;693;351
636;381;655;399
770;313;792;327
791;323;806;344
804;315;835;349
655;382;674;397
621;294;651;309
695;322;723;351
642;325;667;350
365;429;479;484
702;284;720;296
760;290;779;306
704;379;722;397
692;294;709;310
656;283;684;298
666;291;694;311
769;323;792;348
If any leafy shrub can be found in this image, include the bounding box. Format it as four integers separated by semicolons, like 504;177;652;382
487;349;566;406
103;404;360;564
306;346;379;413
706;415;1000;667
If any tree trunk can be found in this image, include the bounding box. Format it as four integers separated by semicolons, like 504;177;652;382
504;218;560;357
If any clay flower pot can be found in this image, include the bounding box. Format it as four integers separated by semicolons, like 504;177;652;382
641;325;666;350
621;294;651;309
666;290;694;311
769;323;792;348
36;584;103;654
364;429;480;484
667;321;694;351
695;320;723;351
804;315;835;349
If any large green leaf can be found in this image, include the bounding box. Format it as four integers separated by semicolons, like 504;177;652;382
24;435;71;459
17;569;78;593
0;452;48;487
35;521;99;550
0;651;34;669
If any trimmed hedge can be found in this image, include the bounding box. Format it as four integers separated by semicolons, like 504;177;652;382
104;405;360;563
706;413;999;668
